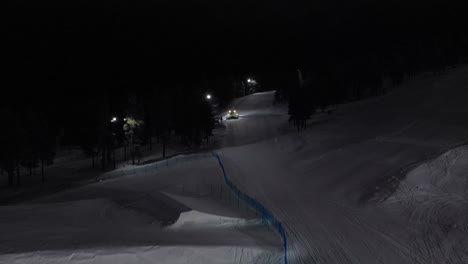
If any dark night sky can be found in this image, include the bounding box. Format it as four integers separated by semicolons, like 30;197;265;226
2;0;467;143
4;0;468;99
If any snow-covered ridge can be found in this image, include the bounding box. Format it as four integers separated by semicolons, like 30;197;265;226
0;151;283;263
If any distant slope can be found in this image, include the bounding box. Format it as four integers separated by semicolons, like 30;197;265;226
218;91;289;147
216;66;468;263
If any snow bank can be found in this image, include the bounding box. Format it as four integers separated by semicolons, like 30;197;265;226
383;145;468;264
0;152;283;264
0;198;281;264
387;145;468;230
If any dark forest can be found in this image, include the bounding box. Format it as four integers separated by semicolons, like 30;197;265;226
2;0;467;186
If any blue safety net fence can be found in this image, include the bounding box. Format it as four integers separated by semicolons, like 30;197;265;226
212;152;288;264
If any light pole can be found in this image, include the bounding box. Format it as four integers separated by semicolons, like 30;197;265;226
246;78;256;95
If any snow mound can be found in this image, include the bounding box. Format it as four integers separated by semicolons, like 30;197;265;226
382;145;468;264
0;151;283;264
387;145;468;230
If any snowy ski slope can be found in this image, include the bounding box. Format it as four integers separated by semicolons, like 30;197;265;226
2;67;468;263
216;67;468;263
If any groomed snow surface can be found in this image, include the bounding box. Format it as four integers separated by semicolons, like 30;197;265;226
216;67;468;263
0;155;283;264
3;67;468;263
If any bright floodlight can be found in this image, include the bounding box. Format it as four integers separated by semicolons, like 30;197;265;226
247;78;252;83
111;117;117;123
206;94;212;100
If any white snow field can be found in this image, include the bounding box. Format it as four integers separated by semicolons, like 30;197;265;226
0;155;283;264
3;66;468;264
